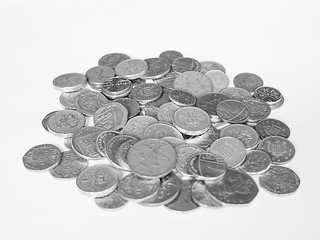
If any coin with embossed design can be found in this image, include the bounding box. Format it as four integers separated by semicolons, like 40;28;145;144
157;102;180;124
101;77;132;99
169;89;197;106
23;144;61;172
50;150;88;179
155;71;177;89
98;53;130;69
255;118;290;139
118;173;160;202
196;93;230;116
240;150;271;174
200;61;226;74
216;100;249;123
116;138;138;170
142;122;183;140
42;111;58;132
191;181;222;208
206;168;259;204
86;66;115;90
95;130;120;157
220;87;252;102
95;188;128;210
114;98;140;118
258;136;295;165
253;86;284;109
205;70;229;92
144;88;171;118
141;58;171;79
115;59;148;79
123;115;158;139
53;73;87;92
59;91;81;109
233;73;264;92
185;125;220;149
76;164;120;197
75;90;109;116
259;166;300;195
243;99;271;123
159;50;183;64
173;107;210;135
127;139;176;179
172;57;201;74
129;83;163;104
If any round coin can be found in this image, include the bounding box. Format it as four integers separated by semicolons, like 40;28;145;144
53;73;87;92
255;118;291;139
116;138;138;170
159;50;183;64
76;164;119;197
155;71;177;89
191;181;222;208
205;70;230;92
74;90;109;116
220;87;252;102
142;122;183;140
86;66;115;89
123;115;158;139
185;125;220;149
95;188;128;210
200;61;226;74
129;83;163;104
239;150;271;175
168;89;197;106
243;99;271;123
216;99;249;123
98;53;130;69
172;57;201;74
127;139;177;179
101;77;132;99
258;136;295;165
23;144;61;172
95;130;121;157
42;111;58;132
115;59;148;79
253;86;284;108
209;137;246;168
233;72;264;92
259;166;300;195
161;137;185;148
59;91;81;109
114;98;140;118
196;93;230;116
157;102;180;124
141;58;171;79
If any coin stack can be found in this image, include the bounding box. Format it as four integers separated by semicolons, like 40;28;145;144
23;51;300;212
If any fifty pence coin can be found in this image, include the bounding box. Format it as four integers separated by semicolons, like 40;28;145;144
240;150;271;175
185;125;220;149
95;188;128;210
159;50;183;64
233;73;264;92
98;53;130;69
258;136;295;165
255;118;291;139
196;93;230;116
95;130;120;157
141;58;171;79
142;122;183;140
259;166;300;195
200;61;226;74
168;89;197;107
59;91;81;109
172;57;201;74
157;102;180;124
191;181;222;208
123;115;158;139
74;90;109;116
23;144;61;172
53;73;87;92
205;70;229;92
42;111;58;132
129;83;163;104
220;87;252;102
76;164;120;197
216;99;249;123
114;98;140;118
243;99;271;123
115;59;148;79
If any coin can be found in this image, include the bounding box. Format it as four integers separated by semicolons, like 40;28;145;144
258;136;295;165
173;107;210;135
105;135;138;169
116;138;138;170
259;166;300;195
85;66;115;90
239;150;271;175
255;118;290;139
74;90;109;116
253;86;284;109
129;83;163;104
115;59;148;79
233;73;264;92
93;102;128;130
123;115;158;139
144;88;171;118
50;150;88;179
185;125;220;149
168;89;197;107
205;70;229;92
118;173;160;202
64;138;72;149
95;188;128;210
95;130;120;157
53;73;87;92
101;77;132;99
72;126;104;160
157;102;180;124
114;98;140;118
23;144;61;172
220;124;260;150
216;99;249;123
141;58;171;79
165;179;199;212
191;181;222;208
173;71;213;98
209;137;246;168
196;92;230;116
155;71;177;89
172;57;201;74
142;122;183;140
220;87;252;102
161;137;185;148
47;110;86;138
141;172;182;206
98;53;130;69
42;111;58;132
59;91;81;109
127;139;177;179
175;144;205;177
159;50;183;64
243;99;271;123
187;153;227;181
76;164;120;197
200;61;226;74
206;168;259;204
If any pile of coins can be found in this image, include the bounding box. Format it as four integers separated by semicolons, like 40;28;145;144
23;51;300;212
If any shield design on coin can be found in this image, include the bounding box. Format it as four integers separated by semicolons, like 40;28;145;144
267;140;286;158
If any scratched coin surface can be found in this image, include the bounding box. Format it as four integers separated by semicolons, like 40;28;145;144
240;150;271;174
205;70;230;92
141;58;171;79
169;89;197;107
141;172;182;206
23;144;61;172
196;93;230;116
115;59;148;79
220;87;252;102
255;118;290;139
95;188;128;210
155;72;177;89
159;50;183;64
253;86;284;108
142;122;183;140
173;107;210;135
42;111;58;132
258;136;295;165
129;83;163;104
220;124;260;150
118;173;160;202
114;98;140;118
200;61;226;74
172;57;201;74
173;71;213;98
59;91;81;109
116;138;139;170
209;137;246;168
76;164;119;197
127;139;177;178
98;53;130;69
243;99;271;123
74;90;109;116
123;115;158;139
206;168;259;204
53;73;87;92
233;73;264;92
95;130;121;157
93;102;128;130
216;100;249;123
259;166;300;195
50;150;88;179
71;126;104;160
185;125;220;149
191;181;222;208
165;179;199;212
47;110;86;137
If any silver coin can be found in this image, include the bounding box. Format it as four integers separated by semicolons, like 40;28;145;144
74;90;109;116
205;70;229;92
59;91;82;109
142;122;183;140
155;71;177;89
95;130;120;157
196;93;231;116
98;53;130;69
255;118;290;139
115;59;148;79
161;137;186;148
50;150;88;179
243;99;271;123
253;86;284;108
220;87;252;102
200;61;226;74
42;111;58;132
86;66;115;88
185;125;220;149
191;181;222;208
129;83;163;104
114;98;140;119
233;73;264;92
168;89;197;107
159;50;183;64
95;188;128;210
216;100;249;124
157;102;180;124
123;115;158;139
172;57;201;74
53;73;87;92
116;138;138;170
23;144;61;172
101;77;132;98
141;58;171;79
240;150;271;175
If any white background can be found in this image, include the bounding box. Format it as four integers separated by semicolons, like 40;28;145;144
1;0;320;239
